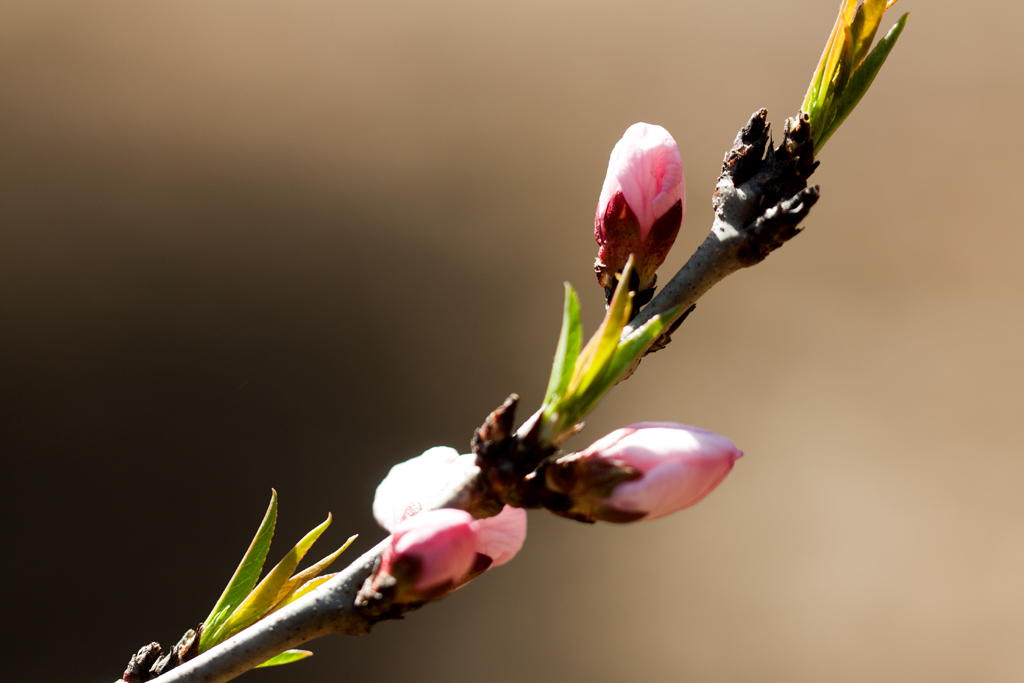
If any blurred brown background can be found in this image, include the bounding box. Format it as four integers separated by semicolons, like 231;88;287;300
2;1;1022;682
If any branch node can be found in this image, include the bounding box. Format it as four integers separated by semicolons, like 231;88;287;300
122;628;200;683
736;185;821;266
722;108;771;186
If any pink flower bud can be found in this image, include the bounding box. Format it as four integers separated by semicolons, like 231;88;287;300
544;422;740;523
473;503;526;567
380;509;480;597
595;123;686;294
374;447;527;567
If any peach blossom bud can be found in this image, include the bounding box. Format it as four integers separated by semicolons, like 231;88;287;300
473;503;526;566
374;447;527;567
544;422;740;523
379;509;480;598
595;123;685;296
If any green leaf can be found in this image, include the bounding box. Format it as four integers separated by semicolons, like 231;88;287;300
570;306;678;421
588;279;633;387
569;256;634;397
849;0;886;67
604;306;680;386
552;258;638;433
201;605;231;649
254;650;313;669
537;259;686;443
200;490;278;652
803;10;846;118
817;12;909;153
829;20;856;99
267;535;357;614
209;514;333;645
816;12;850;109
542;283;582;412
274;573;338;610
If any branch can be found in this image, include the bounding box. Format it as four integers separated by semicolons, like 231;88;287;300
146;453;501;683
146;539;387;683
141;108;819;683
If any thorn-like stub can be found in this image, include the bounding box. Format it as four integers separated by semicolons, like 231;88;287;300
471;393;561;508
736;185;821;266
354;567;402;620
123;643;163;683
722;109;771;187
122;627;200;682
471;394;518;463
176;629;200;664
780;112;817;182
713;108;820;269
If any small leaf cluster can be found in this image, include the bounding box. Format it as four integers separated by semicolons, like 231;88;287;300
801;0;909;154
198;491;356;668
539;256;679;445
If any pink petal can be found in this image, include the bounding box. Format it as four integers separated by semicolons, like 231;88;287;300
597;123;685;239
595;422;739;475
607;454;737;520
475;506;527;567
374;447;528;565
581;422;742;521
373;446;466;532
391;509;480;591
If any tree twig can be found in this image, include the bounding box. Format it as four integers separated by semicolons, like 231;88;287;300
140;108;819;683
625;109;818;342
145;539;386;683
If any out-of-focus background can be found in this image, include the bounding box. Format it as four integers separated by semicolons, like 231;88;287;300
2;1;1022;682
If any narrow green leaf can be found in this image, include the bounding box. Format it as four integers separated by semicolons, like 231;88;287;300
817;12;909;153
840;0;858;24
604;307;680;387
849;0;886;67
201;605;231;649
803;11;845;116
560;306;678;426
831;20;856;97
254;650;313;669
571;314;604;390
268;535;357;613
580;286;630;394
542;283;582;411
819;14;850;107
569;256;634;396
553;258;654;432
210;514;332;645
200;490;278;652
275;573;338;610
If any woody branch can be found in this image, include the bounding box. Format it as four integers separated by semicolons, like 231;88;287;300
142;106;819;683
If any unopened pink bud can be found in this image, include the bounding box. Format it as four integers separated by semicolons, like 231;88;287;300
381;509;480;596
595;123;685;294
374;447;527;567
545;422;740;523
473;503;526;567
